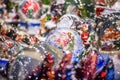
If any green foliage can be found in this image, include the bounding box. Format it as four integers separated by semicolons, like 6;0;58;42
63;0;95;18
42;0;50;5
81;0;95;18
28;9;33;18
5;0;15;12
47;14;51;21
67;36;74;51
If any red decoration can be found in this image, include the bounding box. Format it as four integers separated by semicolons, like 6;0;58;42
22;0;40;14
101;71;106;77
30;37;37;44
81;32;89;45
96;6;105;16
6;42;13;47
16;35;22;42
46;53;54;63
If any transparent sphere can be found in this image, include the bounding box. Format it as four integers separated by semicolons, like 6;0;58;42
45;28;83;62
9;42;64;80
19;0;42;19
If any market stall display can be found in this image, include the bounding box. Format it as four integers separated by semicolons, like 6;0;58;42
0;0;120;80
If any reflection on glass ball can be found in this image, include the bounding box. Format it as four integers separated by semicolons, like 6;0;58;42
9;42;65;80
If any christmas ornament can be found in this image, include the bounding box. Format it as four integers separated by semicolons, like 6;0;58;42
45;28;83;63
